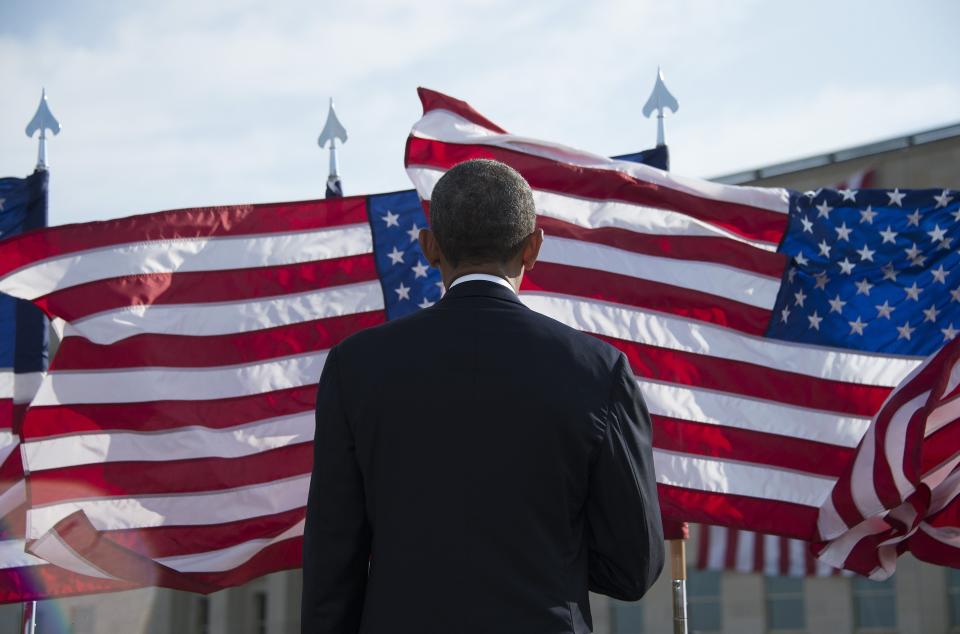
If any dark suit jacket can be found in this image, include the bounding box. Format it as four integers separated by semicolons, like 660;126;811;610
301;280;664;634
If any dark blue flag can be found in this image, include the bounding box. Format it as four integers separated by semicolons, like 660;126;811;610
0;170;49;430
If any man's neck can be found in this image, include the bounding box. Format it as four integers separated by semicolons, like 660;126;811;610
443;264;522;293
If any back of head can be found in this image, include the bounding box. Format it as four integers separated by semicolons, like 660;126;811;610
429;159;536;267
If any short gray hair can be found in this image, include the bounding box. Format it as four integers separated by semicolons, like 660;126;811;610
429;159;536;267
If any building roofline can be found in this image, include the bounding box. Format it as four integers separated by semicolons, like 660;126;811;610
711;121;960;185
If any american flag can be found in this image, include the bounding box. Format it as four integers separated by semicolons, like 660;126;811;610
816;337;960;580
404;89;956;569
0;172;133;601
0;192;445;595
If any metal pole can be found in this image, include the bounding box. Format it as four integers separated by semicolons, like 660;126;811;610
20;600;37;634
670;539;688;634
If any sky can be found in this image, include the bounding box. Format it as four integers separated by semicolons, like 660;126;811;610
1;0;958;226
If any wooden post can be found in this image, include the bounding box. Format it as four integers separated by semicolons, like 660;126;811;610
670;539;688;634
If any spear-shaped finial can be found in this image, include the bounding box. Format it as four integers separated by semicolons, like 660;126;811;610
642;67;678;147
25;88;61;171
318;98;348;198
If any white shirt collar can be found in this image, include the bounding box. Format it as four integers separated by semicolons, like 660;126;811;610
448;273;517;295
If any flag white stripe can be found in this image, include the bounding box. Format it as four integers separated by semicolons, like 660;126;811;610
30;350;329;406
763;534;780;575
521;292;921;387
410;109;791;214
539;236;780;310
407;166;780;252
13;371;45;404
884;392;929;500
788;539;806;576
706;526;727;569
0;479;25;518
66;281;384;344
0;431;17;468
638;378;870;448
29;531;117;579
0;538;46;570
0;371;12;400
24;412;314;471
27;474;310;537
927;398;960;437
653;449;835;507
849;424;885;522
735;530;754;572
0;224;374;300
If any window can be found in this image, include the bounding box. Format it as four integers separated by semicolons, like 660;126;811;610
765;576;805;631
687;570;722;633
610;599;644;634
852;575;896;632
254;591;268;634
948;568;960;630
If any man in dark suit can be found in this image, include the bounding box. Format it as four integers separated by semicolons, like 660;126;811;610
301;159;663;633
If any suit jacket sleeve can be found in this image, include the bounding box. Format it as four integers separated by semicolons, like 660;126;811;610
301;345;371;633
586;353;665;601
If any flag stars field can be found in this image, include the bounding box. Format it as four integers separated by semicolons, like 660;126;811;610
770;187;958;354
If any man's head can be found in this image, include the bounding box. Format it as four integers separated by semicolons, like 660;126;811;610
419;159;542;289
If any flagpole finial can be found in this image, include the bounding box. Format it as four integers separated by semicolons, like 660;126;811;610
25;88;62;171
642;67;678;147
318;98;348;197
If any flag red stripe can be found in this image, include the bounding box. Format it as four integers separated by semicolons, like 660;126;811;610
0;197;370;278
50;311;384;370
523;263;772;336
0;566;137;603
697;525;711;568
80;508;306;559
405;136;788;244
416;87;508;134
652;417;855;478
598;335;891;418
29;443;313;505
657;484;818;539
35;254;379;321
177;536;303;592
922;421;960;473
723;528;738;569
24;385;317;438
753;532;764;573
537;215;787;279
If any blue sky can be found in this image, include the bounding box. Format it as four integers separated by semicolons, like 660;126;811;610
1;0;958;225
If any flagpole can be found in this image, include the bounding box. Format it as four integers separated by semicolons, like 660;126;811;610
642;67;686;633
670;539;688;634
20;87;60;634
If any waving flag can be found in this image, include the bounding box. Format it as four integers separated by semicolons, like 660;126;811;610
0;190;449;595
816;337;960;579
404;89;958;575
0;172;132;601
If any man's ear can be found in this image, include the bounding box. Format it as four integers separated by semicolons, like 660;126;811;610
419;229;443;268
521;229;544;272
